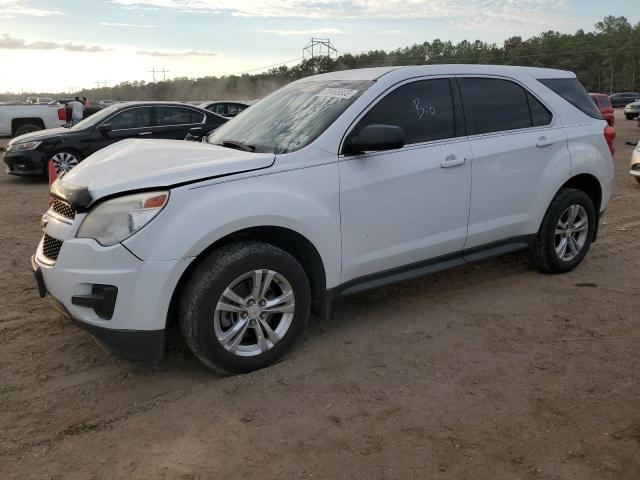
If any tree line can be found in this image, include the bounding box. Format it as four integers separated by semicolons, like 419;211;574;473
2;15;639;102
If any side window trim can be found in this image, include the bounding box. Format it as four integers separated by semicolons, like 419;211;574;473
450;78;466;138
456;75;555;138
339;75;463;156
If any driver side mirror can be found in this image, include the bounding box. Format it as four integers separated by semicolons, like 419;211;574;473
99;124;112;136
345;124;405;155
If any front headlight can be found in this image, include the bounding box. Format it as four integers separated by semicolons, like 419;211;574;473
6;140;42;152
76;191;169;246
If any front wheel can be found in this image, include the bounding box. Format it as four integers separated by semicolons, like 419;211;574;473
50;150;81;176
180;241;311;374
625;114;635;120
528;188;596;274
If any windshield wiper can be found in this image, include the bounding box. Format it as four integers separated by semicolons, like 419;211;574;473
218;140;255;152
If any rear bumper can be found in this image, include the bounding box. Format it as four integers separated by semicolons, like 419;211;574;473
3;149;47;176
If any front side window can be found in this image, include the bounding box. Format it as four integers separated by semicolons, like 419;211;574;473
350;79;456;146
109;107;152;130
208;80;373;154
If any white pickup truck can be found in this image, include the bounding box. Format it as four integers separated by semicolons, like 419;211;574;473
0;103;67;138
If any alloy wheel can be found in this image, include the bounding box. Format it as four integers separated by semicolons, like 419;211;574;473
51;152;79;175
213;269;295;357
554;204;589;261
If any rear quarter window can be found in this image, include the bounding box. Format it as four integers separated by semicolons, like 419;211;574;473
538;78;602;119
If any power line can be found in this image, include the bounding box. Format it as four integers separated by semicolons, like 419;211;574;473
229;57;304;76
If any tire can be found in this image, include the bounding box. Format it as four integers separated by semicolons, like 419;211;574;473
50;150;82;176
626;114;635;120
179;241;311;374
14;123;42;137
528;188;596;274
636;177;640;184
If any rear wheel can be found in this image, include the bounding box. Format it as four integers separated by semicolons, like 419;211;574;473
528;188;596;274
180;241;311;374
14;123;42;136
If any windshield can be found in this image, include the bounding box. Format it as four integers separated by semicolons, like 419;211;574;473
207;80;373;154
71;104;120;130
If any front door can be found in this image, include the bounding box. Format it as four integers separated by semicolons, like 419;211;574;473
89;106;154;154
340;78;472;283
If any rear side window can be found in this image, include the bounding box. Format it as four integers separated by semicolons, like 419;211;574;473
459;78;533;134
527;92;553;127
598;96;611;108
156;107;204;126
538;78;602;119
354;79;455;145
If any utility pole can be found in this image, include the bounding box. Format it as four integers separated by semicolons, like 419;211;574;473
303;38;338;60
148;67;169;81
610;57;614;94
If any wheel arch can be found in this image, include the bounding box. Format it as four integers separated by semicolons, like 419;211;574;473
166;225;329;329
11;117;45;136
560;173;602;215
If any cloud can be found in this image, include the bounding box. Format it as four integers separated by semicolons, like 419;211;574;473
0;33;108;52
0;33;219;57
260;27;345;36
109;0;570;32
137;49;219;57
0;0;63;17
100;21;158;28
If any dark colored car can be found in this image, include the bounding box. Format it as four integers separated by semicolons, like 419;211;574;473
198;100;253;118
3;101;227;177
589;93;615;127
609;92;640;108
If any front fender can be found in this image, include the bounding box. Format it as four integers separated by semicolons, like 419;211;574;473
123;163;341;288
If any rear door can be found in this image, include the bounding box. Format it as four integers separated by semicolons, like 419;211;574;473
458;76;568;249
152;106;206;140
88;106;154;154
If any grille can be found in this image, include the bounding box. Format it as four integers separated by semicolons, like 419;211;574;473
51;199;75;219
42;234;63;262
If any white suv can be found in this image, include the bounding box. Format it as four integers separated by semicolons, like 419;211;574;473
33;65;614;373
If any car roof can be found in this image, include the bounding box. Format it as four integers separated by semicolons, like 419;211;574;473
199;100;250;105
298;64;575;83
114;101;208;107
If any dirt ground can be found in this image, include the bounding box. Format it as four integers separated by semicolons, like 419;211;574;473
1;111;639;480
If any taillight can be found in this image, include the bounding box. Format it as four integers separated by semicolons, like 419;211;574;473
604;125;616;156
57;107;66;121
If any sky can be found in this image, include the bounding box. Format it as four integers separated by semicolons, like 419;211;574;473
0;0;638;93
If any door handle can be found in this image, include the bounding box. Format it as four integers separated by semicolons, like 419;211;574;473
139;131;152;136
440;154;467;168
536;135;555;147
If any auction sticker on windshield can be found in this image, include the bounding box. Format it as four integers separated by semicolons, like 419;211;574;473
316;87;360;99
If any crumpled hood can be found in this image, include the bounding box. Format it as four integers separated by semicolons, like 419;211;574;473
58;138;275;207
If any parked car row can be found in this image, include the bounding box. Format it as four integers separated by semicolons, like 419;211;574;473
29;64;615;374
4;102;227;176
